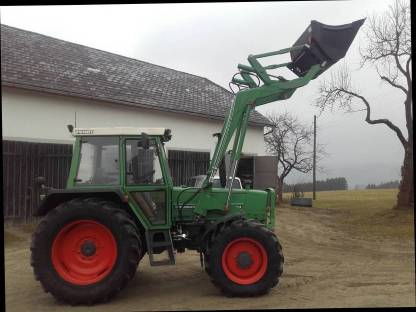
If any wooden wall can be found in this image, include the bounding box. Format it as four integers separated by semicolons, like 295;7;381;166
2;140;72;221
2;141;210;221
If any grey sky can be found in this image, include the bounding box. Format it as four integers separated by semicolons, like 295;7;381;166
0;1;407;188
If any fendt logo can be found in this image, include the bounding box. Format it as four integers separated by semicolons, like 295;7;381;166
75;129;94;135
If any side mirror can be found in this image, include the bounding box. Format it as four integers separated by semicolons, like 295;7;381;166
287;18;365;78
163;129;172;142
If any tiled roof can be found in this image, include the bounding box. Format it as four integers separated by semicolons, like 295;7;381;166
1;24;269;126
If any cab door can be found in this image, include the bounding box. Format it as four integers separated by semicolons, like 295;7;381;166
122;137;171;230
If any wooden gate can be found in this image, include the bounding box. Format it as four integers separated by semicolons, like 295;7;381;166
2;140;73;221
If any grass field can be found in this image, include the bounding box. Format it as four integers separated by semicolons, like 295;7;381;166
283;188;414;240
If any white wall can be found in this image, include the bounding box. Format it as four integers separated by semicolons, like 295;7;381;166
1;86;266;157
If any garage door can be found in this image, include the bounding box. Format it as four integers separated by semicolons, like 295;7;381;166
253;156;278;189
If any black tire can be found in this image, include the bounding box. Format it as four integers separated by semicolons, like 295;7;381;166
31;198;143;305
207;219;284;297
203;221;228;277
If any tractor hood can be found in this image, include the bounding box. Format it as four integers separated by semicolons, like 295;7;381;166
172;187;275;230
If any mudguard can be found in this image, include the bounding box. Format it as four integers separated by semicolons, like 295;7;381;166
200;212;245;253
34;188;126;217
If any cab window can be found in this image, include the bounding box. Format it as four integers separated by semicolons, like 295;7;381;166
76;137;119;185
125;138;164;185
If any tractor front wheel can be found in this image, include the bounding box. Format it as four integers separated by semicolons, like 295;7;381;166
31;198;143;305
207;219;283;296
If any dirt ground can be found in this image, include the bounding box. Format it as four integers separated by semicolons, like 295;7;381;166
4;202;415;311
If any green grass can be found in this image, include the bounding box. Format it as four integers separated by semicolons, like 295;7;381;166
283;189;414;240
306;188;398;212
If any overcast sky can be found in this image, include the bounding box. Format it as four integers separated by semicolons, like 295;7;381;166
0;1;407;188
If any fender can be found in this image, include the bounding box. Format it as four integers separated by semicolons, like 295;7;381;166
200;212;245;253
34;188;126;217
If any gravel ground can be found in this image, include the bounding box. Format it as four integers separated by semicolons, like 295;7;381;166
5;204;415;311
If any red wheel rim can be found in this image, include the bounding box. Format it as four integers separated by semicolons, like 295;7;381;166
51;220;117;285
221;237;268;285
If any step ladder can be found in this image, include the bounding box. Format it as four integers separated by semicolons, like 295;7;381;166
145;230;175;266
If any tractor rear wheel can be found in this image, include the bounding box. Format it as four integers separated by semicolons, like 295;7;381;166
31;198;143;305
207;219;283;297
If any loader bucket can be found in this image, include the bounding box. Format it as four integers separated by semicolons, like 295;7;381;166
287;18;365;78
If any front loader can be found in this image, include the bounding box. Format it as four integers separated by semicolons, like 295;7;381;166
31;19;364;304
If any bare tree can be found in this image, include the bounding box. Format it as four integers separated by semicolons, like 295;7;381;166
315;0;412;210
265;112;325;203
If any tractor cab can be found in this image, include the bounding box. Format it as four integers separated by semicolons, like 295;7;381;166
66;127;173;227
69;127;172;185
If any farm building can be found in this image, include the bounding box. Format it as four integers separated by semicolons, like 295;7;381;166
1;24;277;221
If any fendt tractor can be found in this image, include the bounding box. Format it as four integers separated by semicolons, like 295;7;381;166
31;19;364;305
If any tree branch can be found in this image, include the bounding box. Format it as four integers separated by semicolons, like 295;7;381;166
265;112;318;183
337;89;408;148
379;75;407;94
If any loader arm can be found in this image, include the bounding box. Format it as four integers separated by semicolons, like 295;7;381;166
199;18;365;211
201;48;321;210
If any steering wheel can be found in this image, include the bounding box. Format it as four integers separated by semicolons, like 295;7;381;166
136;169;155;183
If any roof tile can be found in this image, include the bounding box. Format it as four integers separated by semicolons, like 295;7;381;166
1;24;269;126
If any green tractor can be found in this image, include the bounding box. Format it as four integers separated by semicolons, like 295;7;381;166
31;19;364;304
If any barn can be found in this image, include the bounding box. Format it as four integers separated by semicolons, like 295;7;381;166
1;24;277;221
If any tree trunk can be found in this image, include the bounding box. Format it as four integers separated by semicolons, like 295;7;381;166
396;93;413;210
396;146;414;210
